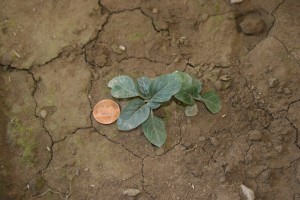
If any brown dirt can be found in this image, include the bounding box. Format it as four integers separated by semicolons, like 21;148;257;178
0;0;299;199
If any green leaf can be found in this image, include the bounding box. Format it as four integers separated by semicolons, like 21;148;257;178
108;75;139;98
174;72;202;105
142;111;166;147
117;98;150;131
200;91;221;114
149;73;182;103
137;77;152;98
185;104;198;116
147;101;161;109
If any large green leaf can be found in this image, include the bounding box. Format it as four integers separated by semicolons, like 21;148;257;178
199;91;221;114
149;73;182;103
147;101;161;109
108;75;139;98
137;76;152;98
174;72;202;105
117;98;150;131
142;111;166;147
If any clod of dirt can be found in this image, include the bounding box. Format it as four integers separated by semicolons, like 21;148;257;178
239;13;266;35
268;77;278;88
248;130;262;141
210;137;219;146
123;188;141;197
214;80;223;91
39;110;47;119
240;184;255;200
152;8;159;14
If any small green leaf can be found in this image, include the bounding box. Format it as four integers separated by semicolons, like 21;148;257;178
185;104;198;116
117;98;150;131
200;91;221;114
174;72;202;105
108;75;139;98
137;77;152;98
149;73;182;103
142;111;166;147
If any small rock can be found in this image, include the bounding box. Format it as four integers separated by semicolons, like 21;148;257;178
210;137;219;147
214;80;223;91
118;45;126;51
245;154;252;164
219;176;226;183
123;189;141;197
179;36;186;44
248;130;262;141
173;57;179;63
220;75;230;81
152;8;159;14
231;0;243;4
240;184;255;200
283;87;291;95
199;136;206;142
40;110;47;119
275;145;283;153
239;13;266;35
268;77;277;88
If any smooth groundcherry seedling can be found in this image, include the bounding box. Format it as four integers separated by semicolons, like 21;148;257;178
108;71;221;147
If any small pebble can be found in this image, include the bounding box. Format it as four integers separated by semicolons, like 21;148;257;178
210;137;219;147
283;87;291;95
119;45;126;51
214;80;222;91
220;75;230;81
268;77;277;88
231;0;243;3
179;36;186;44
123;189;141;197
199;136;206;142
245;154;252;164
152;8;159;14
248;130;262;141
173;57;179;63
275;145;283;153
40;110;47;119
277;87;283;93
240;184;255;200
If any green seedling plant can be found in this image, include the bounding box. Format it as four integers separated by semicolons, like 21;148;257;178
108;71;221;147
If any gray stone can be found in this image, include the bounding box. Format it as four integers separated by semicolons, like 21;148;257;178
123;188;141;197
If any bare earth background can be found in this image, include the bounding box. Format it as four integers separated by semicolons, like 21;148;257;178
0;0;300;199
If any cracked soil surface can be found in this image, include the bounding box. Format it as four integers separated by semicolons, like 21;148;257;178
0;0;299;199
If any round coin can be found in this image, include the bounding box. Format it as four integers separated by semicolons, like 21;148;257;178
93;99;120;124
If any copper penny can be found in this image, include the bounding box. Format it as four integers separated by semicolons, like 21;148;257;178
93;99;120;124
